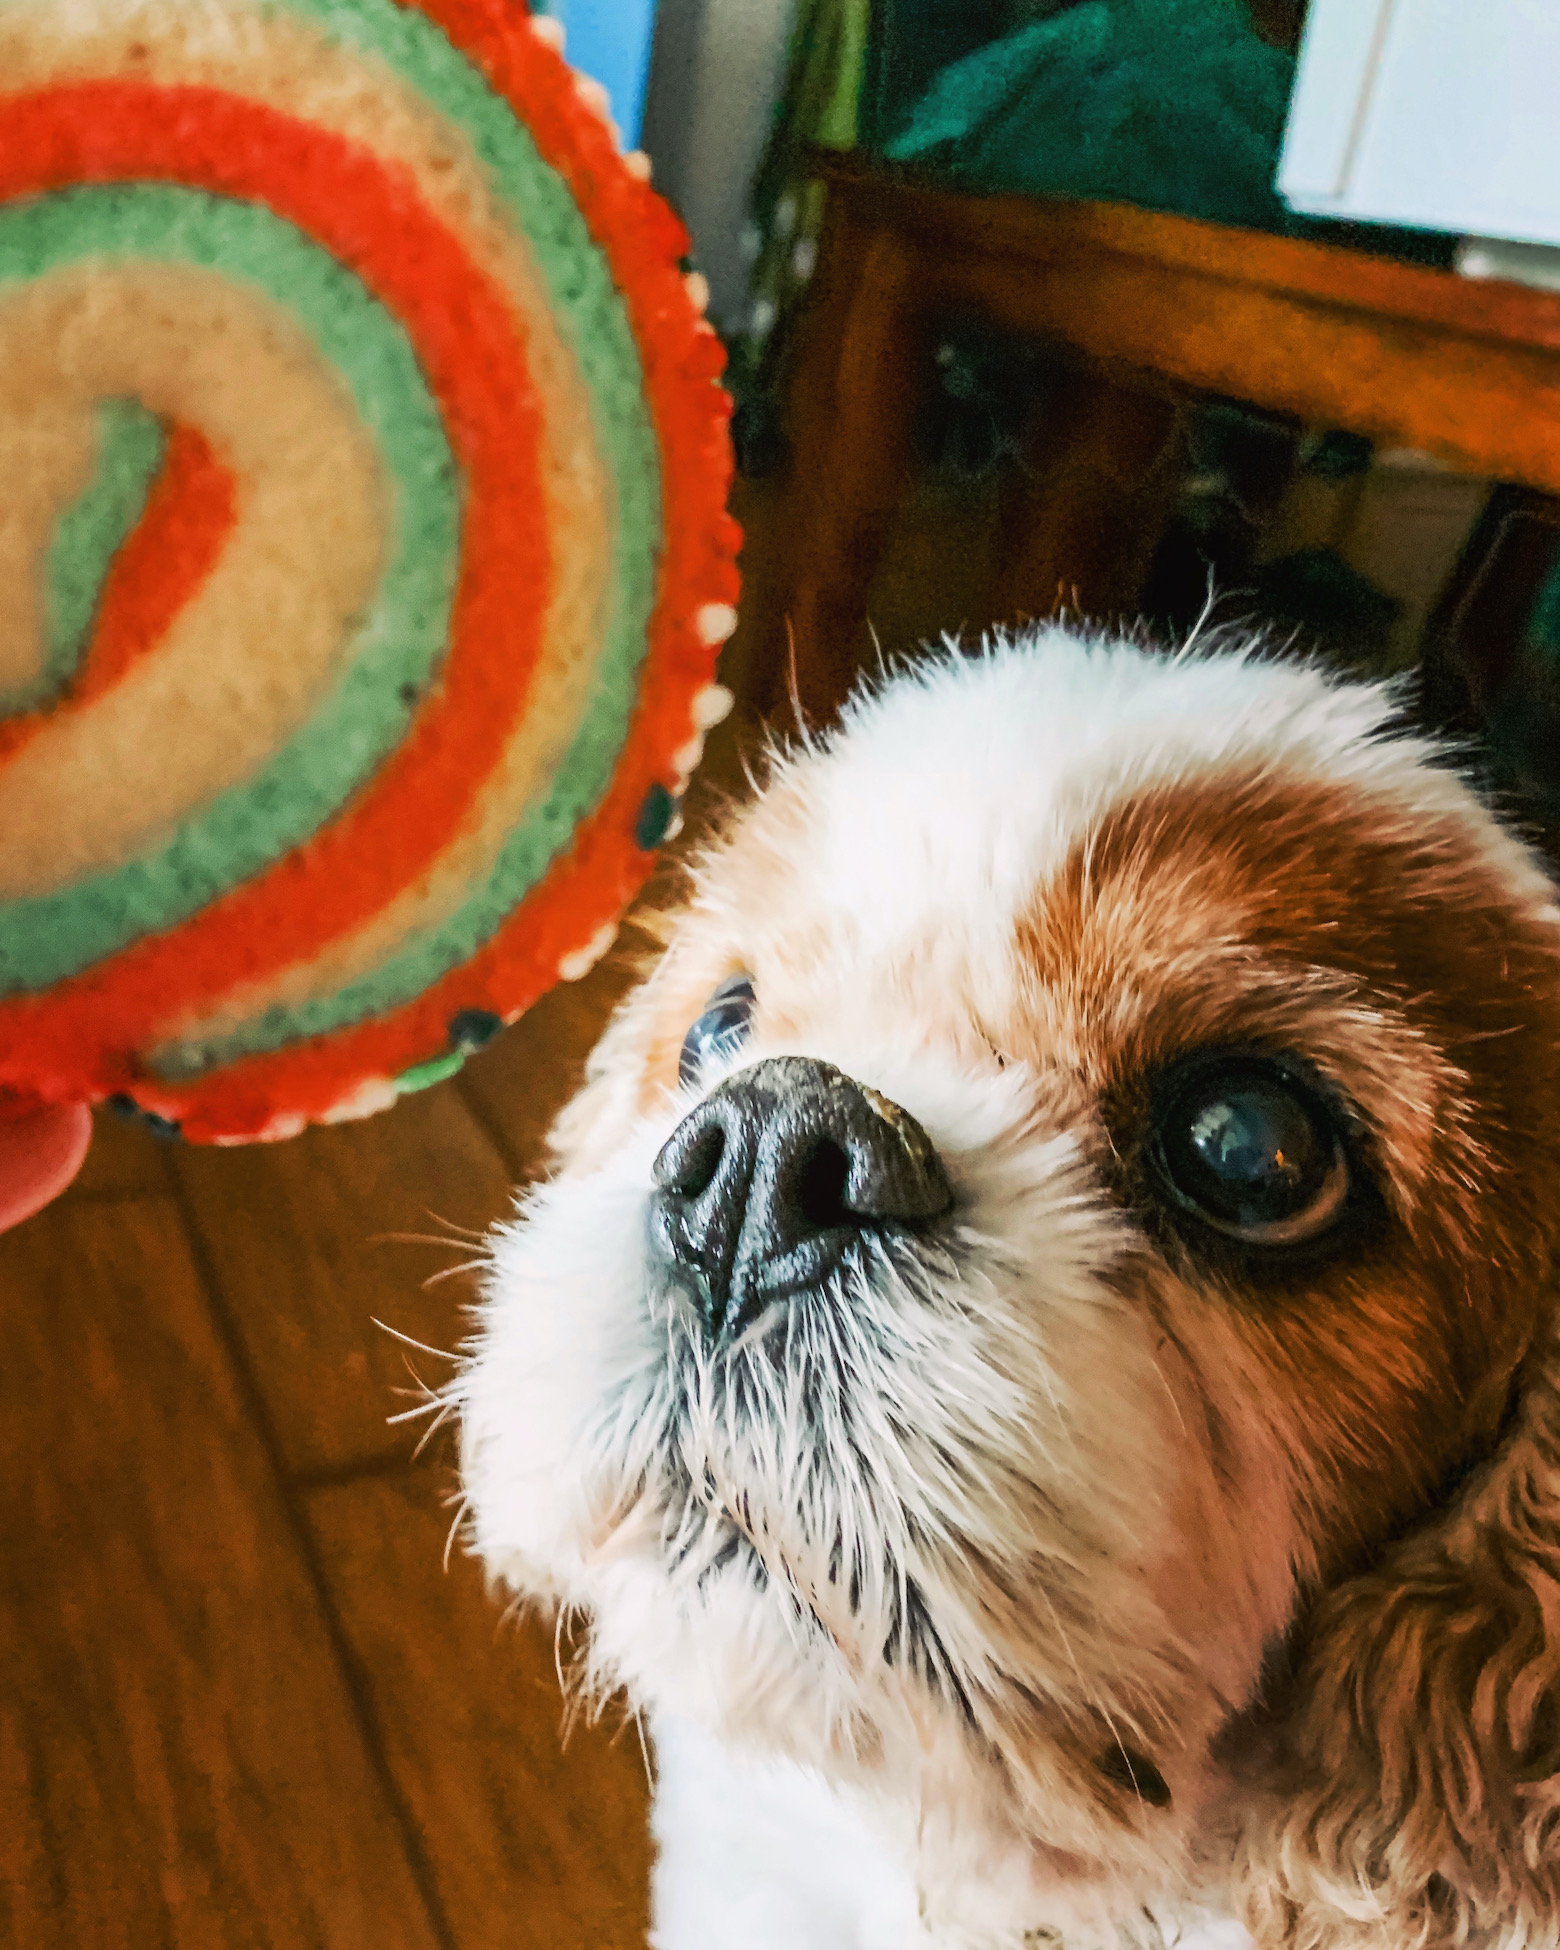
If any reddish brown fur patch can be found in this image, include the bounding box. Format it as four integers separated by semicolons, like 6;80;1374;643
1011;764;1560;1571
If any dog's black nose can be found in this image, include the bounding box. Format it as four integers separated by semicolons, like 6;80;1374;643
648;1055;952;1335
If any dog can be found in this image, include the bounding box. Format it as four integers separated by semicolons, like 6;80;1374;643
455;627;1560;1950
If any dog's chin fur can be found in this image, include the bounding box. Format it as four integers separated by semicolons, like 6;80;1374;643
455;628;1560;1950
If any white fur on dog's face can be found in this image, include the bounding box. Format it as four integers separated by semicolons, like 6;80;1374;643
457;632;1560;1947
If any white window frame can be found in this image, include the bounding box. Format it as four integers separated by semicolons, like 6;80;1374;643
1279;0;1560;248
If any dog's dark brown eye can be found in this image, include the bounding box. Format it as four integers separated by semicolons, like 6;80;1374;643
679;974;756;1089
1152;1056;1350;1247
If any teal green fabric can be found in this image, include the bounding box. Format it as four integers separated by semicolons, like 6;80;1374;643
1529;557;1560;654
1485;554;1560;820
884;0;1296;233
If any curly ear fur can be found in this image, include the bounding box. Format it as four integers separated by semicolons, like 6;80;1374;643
1236;1322;1560;1950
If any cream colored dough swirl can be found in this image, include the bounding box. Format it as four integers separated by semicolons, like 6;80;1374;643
0;403;99;702
0;0;614;1026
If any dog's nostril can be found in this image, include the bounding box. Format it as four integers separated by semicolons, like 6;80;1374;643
667;1122;725;1199
1096;1746;1172;1810
794;1136;851;1230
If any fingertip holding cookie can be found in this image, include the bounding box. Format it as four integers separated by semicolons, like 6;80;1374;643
0;1094;92;1232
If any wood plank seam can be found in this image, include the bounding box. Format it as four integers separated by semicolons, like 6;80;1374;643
49;1186;173;1209
293;1446;455;1497
452;1071;530;1195
160;1168;464;1950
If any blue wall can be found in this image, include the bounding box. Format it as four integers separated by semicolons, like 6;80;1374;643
537;0;659;146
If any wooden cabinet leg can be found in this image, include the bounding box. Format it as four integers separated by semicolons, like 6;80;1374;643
991;368;1187;633
761;207;928;727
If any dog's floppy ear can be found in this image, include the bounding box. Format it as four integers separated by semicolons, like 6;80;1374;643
1237;1322;1560;1950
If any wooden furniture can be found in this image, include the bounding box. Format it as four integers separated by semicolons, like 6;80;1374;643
763;148;1560;722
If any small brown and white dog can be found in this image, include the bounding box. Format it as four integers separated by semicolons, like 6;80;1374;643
455;627;1560;1950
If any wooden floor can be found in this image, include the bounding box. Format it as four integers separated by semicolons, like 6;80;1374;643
0;945;667;1949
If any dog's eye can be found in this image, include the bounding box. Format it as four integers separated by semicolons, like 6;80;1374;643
1151;1056;1350;1246
678;974;756;1089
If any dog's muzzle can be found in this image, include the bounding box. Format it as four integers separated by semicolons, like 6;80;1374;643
648;1056;952;1337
